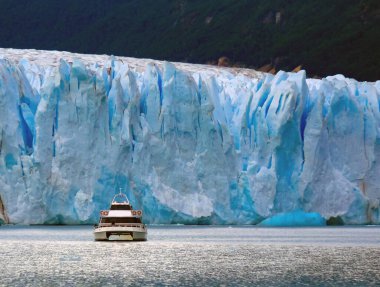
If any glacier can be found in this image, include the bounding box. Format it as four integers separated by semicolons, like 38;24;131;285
0;48;379;225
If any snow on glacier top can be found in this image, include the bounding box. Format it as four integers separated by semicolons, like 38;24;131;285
0;48;263;79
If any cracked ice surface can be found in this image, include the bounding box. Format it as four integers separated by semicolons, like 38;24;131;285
0;48;379;225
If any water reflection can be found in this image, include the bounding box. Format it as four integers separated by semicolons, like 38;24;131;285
0;226;379;286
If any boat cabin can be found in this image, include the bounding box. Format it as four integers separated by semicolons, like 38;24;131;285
97;192;144;227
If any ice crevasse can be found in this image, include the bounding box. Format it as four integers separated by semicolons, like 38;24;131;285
0;48;379;225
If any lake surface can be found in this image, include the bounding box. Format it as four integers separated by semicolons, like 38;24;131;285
0;226;379;286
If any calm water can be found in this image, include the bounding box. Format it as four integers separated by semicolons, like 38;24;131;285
0;226;379;286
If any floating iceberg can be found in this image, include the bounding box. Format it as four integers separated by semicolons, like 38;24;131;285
0;48;379;225
258;210;326;227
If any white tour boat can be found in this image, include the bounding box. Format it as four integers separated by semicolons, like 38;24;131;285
93;191;147;241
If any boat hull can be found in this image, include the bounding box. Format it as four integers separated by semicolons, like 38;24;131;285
94;226;147;241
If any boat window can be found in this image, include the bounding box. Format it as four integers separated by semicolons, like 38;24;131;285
101;217;141;224
110;204;132;210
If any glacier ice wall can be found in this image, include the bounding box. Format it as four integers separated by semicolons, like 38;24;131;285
0;49;379;225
